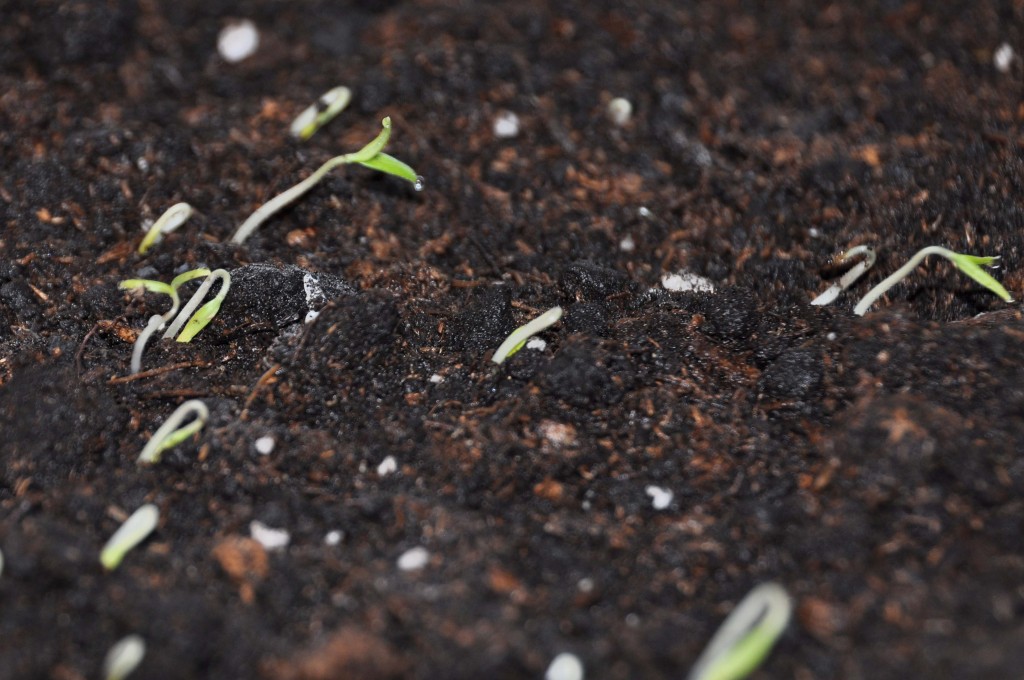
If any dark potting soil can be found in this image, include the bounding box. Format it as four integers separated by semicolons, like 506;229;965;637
2;1;1024;678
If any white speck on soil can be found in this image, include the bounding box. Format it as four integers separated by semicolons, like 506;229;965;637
217;20;259;63
526;337;547;351
250;521;290;551
645;485;674;510
576;577;594;593
254;436;275;455
607;97;632;126
493;111;520;138
324;530;343;546
397;546;430;571
429;373;444;384
304;310;320;323
302;273;326;309
545;652;584;680
619;234;635;252
661;271;716;293
377;455;398;476
994;42;1015;73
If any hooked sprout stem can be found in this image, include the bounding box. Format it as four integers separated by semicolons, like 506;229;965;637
162;269;231;341
229;117;419;244
687;583;792;680
290;86;352;140
137;399;210;465
492;305;563;364
100;504;160;571
138;203;193;254
811;245;876;306
853;245;1013;316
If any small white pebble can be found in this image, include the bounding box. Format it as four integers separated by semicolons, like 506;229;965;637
249;521;290;551
429;373;444;384
661;271;716;293
545;652;584;680
607;97;633;126
218;20;259;63
808;227;822;238
994;42;1015;73
304;310;320;324
254;436;275;456
645;485;674;510
493;111;520;138
577;577;594;593
526;337;547;352
377;455;398;476
826;332;837;341
397;546;430;571
638;206;653;218
619;234;635;252
324;530;343;546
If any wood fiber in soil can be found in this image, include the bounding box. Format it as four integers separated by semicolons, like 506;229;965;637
1;1;1024;678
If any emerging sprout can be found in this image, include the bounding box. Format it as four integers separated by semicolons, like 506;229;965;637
492;305;563;364
688;583;792;680
230;117;420;244
137;399;210;465
290;86;352;140
811;245;876;306
120;268;213;373
100;504;160;571
163;269;231;342
138;203;194;254
853;245;1013;316
102;635;146;680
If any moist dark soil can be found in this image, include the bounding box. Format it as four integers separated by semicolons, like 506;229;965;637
2;1;1024;678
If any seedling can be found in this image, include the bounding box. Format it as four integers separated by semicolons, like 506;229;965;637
229;116;420;244
100;504;160;570
120;268;213;373
102;635;146;680
688;583;792;680
290;86;352;140
138;202;194;254
163;268;231;342
853;245;1013;316
492;305;563;364
137;399;209;464
811;245;876;306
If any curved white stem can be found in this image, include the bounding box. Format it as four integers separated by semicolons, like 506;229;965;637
492;305;563;364
130;314;166;375
137;399;210;464
853;245;953;316
811;245;876;306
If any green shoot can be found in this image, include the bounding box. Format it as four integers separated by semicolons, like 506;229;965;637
121;268;213;373
138;202;193;254
229;117;420;244
102;635;146;680
811;244;876;306
100;504;159;570
290;86;352;140
492;305;563;364
137;399;209;464
171;269;231;342
854;245;1013;316
688;583;792;680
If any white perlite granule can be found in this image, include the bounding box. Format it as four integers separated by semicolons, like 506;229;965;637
217;20;259;63
397;546;430;571
545;652;584;680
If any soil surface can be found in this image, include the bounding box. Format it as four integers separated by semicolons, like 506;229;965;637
2;1;1024;678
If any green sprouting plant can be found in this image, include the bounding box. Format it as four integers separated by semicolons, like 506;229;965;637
138;202;194;254
120;268;213;374
100;503;160;570
102;635;146;680
290;86;352;140
137;399;209;465
811;244;876;306
492;305;563;364
687;583;792;680
229;116;421;244
162;268;231;342
853;245;1013;316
